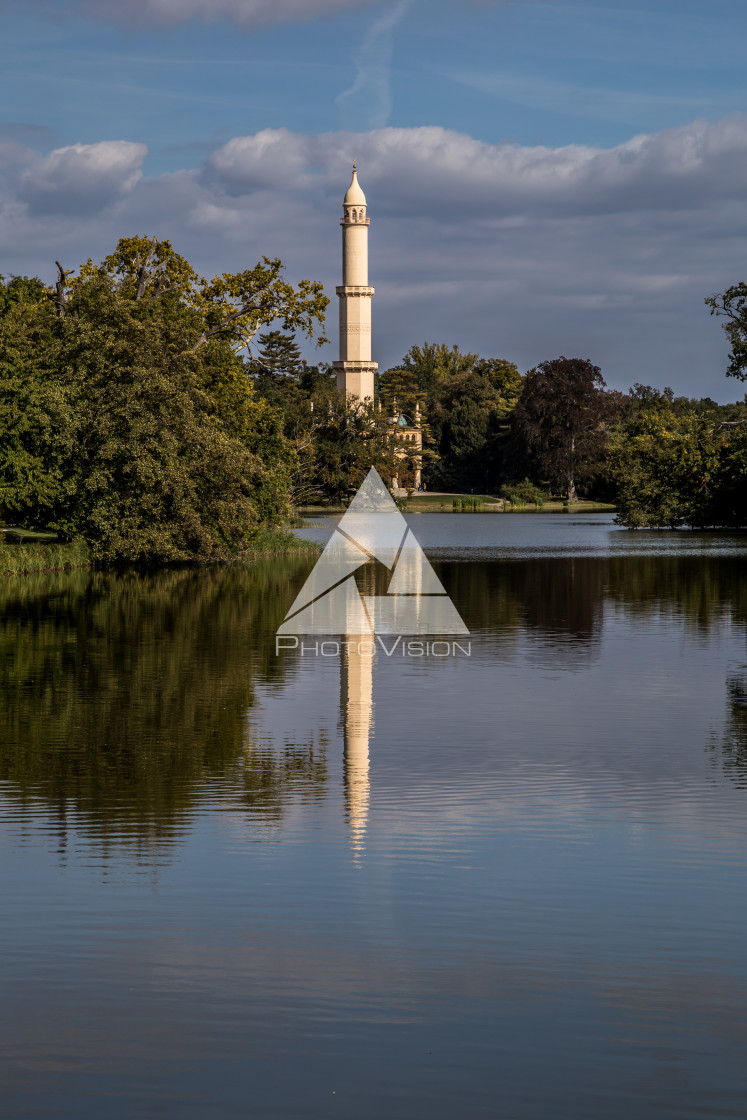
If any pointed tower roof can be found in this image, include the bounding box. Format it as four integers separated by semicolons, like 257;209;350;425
344;161;367;206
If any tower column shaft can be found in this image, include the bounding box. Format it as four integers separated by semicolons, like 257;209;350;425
337;286;373;362
343;222;369;287
334;167;377;402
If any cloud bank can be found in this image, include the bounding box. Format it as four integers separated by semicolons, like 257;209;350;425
2;117;747;398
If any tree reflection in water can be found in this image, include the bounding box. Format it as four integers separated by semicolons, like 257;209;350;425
0;559;327;858
712;668;747;787
3;551;747;854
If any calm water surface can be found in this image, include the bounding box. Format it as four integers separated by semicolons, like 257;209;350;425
2;514;747;1119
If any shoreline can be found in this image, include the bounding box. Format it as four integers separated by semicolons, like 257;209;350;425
0;526;319;578
297;497;618;515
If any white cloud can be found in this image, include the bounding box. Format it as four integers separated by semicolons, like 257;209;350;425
77;0;385;27
3;118;747;399
9;141;148;217
205;129;313;193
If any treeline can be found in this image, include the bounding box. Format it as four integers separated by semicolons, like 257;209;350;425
254;335;747;527
2;237;747;563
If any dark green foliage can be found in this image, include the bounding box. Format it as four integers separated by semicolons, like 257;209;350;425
705;283;747;380
377;365;424;418
398;341;479;396
0;240;329;561
302;399;400;503
0;280;71;526
0;561;328;846
251;359;402;503
509;356;620;501
48;282;270;562
249;330;304;378
379;344;522;492
610;386;747;528
500;478;547;506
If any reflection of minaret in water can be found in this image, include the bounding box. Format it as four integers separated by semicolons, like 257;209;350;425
340;635;374;858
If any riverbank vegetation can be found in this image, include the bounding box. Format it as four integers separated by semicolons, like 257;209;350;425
3;245;747;560
0;537;90;575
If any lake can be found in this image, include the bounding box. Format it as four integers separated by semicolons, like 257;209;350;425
2;513;747;1119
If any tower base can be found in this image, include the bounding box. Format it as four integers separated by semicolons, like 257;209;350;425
333;361;378;403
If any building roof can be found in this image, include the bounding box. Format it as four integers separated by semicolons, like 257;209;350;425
344;165;367;206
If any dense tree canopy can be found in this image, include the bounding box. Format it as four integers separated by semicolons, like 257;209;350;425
0;239;329;560
509;357;620;501
610;386;747;528
378;344;522;492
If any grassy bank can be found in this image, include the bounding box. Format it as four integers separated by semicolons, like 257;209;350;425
0;526;318;577
240;527;320;558
0;538;91;576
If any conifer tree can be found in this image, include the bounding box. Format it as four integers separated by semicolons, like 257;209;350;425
251;331;304;378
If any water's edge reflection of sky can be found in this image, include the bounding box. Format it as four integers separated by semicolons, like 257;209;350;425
2;514;747;1119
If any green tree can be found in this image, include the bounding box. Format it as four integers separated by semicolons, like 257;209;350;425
0;277;70;526
71;236;329;354
0;237;329;561
382;347;522;492
705;283;747;380
307;398;400;504
610;387;747;528
474;357;523;412
249;330;304;377
378;366;424;418
49;279;270;562
399;341;479;398
509;356;618;501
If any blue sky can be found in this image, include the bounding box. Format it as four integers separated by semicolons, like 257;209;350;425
3;0;747;397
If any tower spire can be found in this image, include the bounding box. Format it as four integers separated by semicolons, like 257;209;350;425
333;164;377;402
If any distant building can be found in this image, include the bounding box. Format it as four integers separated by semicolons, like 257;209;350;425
389;406;423;492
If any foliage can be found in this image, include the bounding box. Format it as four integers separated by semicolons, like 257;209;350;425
248;330;304;377
73;237;329;354
610;387;747;527
705;283;747;381
398;341;479;397
0;538;89;575
0;239;329;562
509;356;620;501
500;478;547;506
0;562;328;848
304;398;401;503
379;345;522;492
452;496;484;511
474;358;523;411
0;278;69;525
377;365;424;418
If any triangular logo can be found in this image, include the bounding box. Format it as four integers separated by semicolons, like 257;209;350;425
279;468;469;636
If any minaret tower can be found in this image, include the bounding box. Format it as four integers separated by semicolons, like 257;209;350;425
333;162;377;402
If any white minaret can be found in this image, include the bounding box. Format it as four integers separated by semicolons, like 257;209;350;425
333;162;378;402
